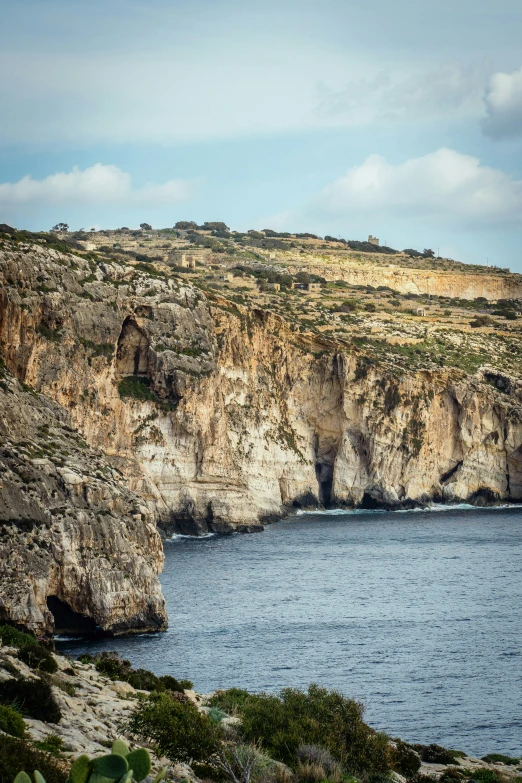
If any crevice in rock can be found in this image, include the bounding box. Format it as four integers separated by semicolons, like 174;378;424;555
440;460;463;484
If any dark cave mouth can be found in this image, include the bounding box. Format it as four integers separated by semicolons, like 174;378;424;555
47;596;98;635
315;462;334;507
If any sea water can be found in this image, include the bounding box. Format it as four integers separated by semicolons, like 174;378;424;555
58;506;522;756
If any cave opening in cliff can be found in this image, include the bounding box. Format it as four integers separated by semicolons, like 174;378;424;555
116;316;149;376
315;462;333;507
47;596;98;635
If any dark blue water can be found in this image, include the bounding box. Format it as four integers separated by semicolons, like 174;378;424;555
58;506;522;756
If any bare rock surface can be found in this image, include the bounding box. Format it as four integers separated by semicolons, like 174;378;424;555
0;364;166;635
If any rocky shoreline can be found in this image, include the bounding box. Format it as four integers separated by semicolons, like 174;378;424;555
0;632;520;783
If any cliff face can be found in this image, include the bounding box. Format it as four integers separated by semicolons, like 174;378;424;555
2;241;522;553
303;258;522;300
0;363;167;636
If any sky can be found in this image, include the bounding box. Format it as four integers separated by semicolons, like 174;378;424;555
1;0;522;269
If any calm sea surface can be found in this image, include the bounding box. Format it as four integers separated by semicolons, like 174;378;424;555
58;506;522;756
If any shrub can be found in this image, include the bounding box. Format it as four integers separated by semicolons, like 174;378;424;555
207;707;228;724
392;741;421;777
210;684;394;774
470;315;494;328
0;705;25;738
127;691;220;764
93;654;132;680
91;654;191;693
118;376;157;402
0;676;62;723
0;735;67;783
213;743;280;783
158;674;193;691
296;760;341;783
126;668;163;691
210;688;253;714
469;770;501;783
0;626;36;649
297;745;342;780
364;303;377;312
412;744;457;765
481;754;520;765
17;645;58;674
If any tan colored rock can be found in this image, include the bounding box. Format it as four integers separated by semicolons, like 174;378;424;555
2;244;522;633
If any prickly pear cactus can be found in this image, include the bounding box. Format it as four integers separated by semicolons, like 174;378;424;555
15;745;167;783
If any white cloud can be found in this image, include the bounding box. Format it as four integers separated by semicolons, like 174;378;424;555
482;67;522;139
312;148;522;226
0;164;196;207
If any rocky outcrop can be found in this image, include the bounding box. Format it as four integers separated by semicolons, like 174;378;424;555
302;256;522;300
0;362;166;636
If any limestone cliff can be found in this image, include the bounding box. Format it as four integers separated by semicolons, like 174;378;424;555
0;361;166;636
303;257;522;299
1;239;522;554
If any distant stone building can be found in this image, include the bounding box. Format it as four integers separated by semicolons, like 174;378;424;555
305;282;322;292
416;307;426;316
165;249;212;268
265;282;281;291
368;235;379;245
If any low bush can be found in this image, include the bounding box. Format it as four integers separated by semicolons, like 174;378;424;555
159;674;193;692
213;742;281;783
0;676;62;723
393;741;421;777
210;684;394;774
0;705;25;738
481;754;520;765
126;668;163;692
210;687;252;714
0;734;67;783
470;315;494;328
296;745;342;781
207;706;228;724
17;644;58;674
127;691;220;764
465;770;501;783
412;744;458;765
91;654;191;693
437;770;463;783
0;626;35;649
118;376;157;402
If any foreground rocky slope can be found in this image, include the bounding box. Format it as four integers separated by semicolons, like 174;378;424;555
0;637;520;783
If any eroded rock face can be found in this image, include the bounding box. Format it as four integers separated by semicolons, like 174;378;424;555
1;243;522;552
301;256;522;299
0;366;166;636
